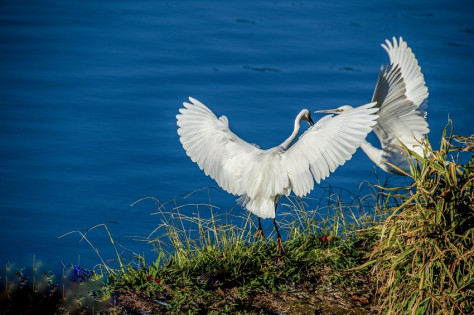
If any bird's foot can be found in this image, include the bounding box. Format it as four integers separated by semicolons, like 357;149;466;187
255;229;267;242
276;236;285;254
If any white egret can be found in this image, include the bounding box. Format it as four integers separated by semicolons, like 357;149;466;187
317;37;429;175
177;97;378;249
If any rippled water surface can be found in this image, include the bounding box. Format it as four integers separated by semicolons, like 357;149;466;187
1;0;473;270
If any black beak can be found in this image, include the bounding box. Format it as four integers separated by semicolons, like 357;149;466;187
309;116;314;126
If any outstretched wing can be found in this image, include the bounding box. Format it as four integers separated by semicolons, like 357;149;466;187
282;102;379;197
177;97;262;196
371;37;429;160
382;36;428;113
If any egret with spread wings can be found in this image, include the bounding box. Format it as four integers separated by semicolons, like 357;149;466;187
317;37;429;175
177;97;378;250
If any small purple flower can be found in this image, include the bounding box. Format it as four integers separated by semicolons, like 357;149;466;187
73;265;92;281
194;273;219;287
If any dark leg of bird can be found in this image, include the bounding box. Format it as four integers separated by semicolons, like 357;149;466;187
255;217;266;241
273;218;285;254
273;195;285;253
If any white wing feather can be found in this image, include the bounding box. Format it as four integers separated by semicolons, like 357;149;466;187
284;102;378;196
177;97;378;218
370;37;429;172
382;37;428;112
177;97;260;197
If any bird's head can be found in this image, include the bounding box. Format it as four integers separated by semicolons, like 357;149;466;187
315;105;354;115
300;109;315;126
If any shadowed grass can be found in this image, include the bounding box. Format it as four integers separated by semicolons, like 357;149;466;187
0;257;110;314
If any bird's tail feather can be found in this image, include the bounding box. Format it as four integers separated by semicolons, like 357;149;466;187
237;195;275;219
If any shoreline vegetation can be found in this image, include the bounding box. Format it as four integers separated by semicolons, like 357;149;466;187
1;122;473;314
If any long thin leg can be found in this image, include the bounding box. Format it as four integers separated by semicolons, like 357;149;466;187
273;196;285;254
273;218;284;253
272;218;282;239
255;217;266;241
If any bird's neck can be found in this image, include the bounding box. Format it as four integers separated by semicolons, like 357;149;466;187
280;115;302;150
360;140;383;166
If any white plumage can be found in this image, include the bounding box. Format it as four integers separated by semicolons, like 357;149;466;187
177;97;378;219
318;37;429;174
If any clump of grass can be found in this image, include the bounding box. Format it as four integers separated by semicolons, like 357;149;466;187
369;122;473;314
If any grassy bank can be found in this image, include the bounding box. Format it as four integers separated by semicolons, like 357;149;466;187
1;124;472;314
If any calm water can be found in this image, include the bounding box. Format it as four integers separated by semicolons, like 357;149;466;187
1;0;473;271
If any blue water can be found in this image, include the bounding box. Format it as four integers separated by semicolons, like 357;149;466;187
1;0;473;272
